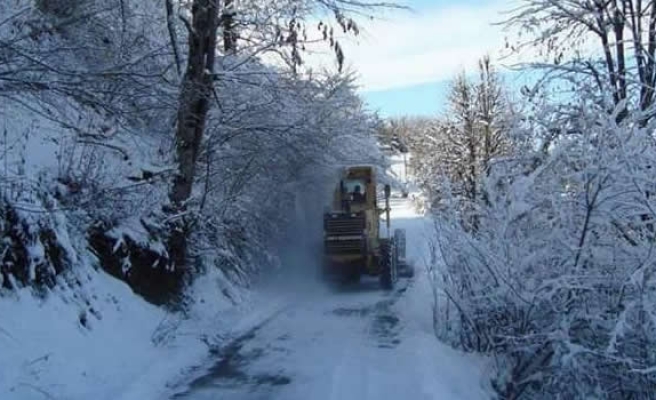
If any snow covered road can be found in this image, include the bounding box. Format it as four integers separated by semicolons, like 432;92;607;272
173;280;411;400
170;195;491;400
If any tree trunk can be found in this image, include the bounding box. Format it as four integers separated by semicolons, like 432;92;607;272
643;1;656;115
222;0;237;53
169;0;220;270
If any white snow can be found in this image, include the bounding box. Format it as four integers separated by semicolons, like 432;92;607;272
0;268;163;400
0;259;263;400
171;273;491;400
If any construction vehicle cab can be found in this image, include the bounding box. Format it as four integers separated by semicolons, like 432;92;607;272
323;166;405;289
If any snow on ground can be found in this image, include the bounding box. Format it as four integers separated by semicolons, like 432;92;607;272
0;267;162;400
0;263;246;400
168;154;492;400
0;262;302;400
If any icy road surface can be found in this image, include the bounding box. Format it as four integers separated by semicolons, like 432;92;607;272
170;195;490;400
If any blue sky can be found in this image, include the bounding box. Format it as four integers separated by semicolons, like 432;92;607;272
363;80;450;117
338;0;520;117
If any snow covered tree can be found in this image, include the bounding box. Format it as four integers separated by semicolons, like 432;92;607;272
475;56;509;177
403;57;512;228
0;0;384;305
445;58;512;205
447;72;478;205
505;0;656;123
166;0;389;273
167;0;221;270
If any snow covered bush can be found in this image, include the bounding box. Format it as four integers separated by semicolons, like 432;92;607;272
431;95;656;398
88;217;181;306
0;183;77;296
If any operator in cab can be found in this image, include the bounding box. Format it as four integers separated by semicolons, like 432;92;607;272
352;185;365;202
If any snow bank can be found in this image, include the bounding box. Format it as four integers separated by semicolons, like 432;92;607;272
0;265;165;399
0;261;262;400
389;152;493;398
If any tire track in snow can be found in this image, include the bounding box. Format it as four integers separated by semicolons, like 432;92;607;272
171;277;413;400
168;302;294;398
331;278;411;350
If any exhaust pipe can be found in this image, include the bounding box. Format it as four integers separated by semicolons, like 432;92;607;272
384;184;391;237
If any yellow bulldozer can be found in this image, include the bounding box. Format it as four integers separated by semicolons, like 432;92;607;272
322;166;407;289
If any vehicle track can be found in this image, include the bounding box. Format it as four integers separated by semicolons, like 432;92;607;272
171;278;412;400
